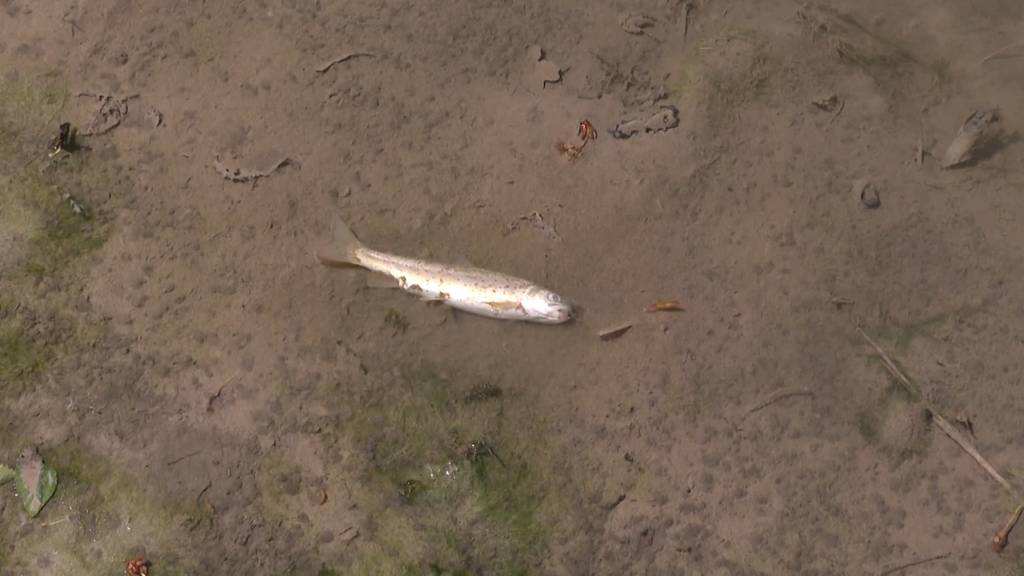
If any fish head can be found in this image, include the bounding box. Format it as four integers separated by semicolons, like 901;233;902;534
522;287;574;324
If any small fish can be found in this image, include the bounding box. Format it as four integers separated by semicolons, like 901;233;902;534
318;217;574;324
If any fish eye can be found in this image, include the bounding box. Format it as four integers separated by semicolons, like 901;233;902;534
544;292;562;304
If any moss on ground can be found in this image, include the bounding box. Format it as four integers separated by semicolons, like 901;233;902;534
0;443;197;575
328;366;566;576
0;73;111;390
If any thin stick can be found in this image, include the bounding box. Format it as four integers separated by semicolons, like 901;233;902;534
856;327;916;393
993;503;1024;552
877;552;949;576
931;413;1018;497
981;43;1022;64
41;516;69;527
315;52;374;74
744;389;814;417
165;449;202;467
857;327;1020;498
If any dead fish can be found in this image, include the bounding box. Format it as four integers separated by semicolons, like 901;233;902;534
318;217;574;324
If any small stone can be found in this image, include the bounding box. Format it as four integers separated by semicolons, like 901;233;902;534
853;178;880;209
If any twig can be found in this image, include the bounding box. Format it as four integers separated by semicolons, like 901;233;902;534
858;327;1019;497
877;552;950;576
341;526;360;545
857;327;917;394
744;388;814;417
41;516;69;527
207;370;240;412
931;412;1018;497
166;449;202;467
315;52;374;74
682;1;695;42
196;480;213;505
981;43;1023;64
993;502;1024;552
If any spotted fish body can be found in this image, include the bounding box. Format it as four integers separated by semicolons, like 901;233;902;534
318;217;573;324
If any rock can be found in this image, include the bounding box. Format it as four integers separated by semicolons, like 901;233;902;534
853;178;880;209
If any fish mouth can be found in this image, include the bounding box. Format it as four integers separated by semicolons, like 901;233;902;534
536;305;574;324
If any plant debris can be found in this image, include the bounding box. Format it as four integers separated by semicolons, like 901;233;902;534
48;122;76;157
598;322;633;341
857;327;1024;552
829;296;854;309
619;12;656;35
644;299;684;312
314;51;375;74
994;503;1024;553
62;192;89;218
465;440;505;467
145;108;163;128
384;308;410;334
744;388;814;417
464;382;503;403
504;211;562;241
610;105;679;139
76;92;139;136
0;464;14;485
125;557;150;576
527;45;563;88
213;156;292;183
15;447;58;518
941;108;1000;169
811;94;840;112
556;119;597;161
878;553;950;576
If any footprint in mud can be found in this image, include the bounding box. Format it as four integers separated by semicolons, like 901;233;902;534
610;105;680;139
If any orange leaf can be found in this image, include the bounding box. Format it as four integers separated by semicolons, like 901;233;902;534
644;299;684;313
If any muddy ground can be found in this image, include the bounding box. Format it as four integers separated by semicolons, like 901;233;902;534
2;0;1024;574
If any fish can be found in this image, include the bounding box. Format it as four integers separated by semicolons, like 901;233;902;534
317;217;574;324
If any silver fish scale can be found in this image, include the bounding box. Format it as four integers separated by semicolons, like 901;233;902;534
357;248;534;295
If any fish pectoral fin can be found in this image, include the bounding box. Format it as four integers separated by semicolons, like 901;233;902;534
484;300;520;311
421;291;450;304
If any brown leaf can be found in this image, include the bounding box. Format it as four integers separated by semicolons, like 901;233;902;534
598;322;633;341
644;299;684;312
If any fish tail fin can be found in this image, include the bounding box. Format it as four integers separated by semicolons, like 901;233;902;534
317;216;366;268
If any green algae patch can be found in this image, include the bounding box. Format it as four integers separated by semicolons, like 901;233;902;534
0;444;201;575
332;366;573;576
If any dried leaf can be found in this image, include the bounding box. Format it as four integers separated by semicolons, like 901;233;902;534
620;13;655;35
0;464;14;485
15;447;58;517
644;299;684;312
811;94;840;112
598;322;633;341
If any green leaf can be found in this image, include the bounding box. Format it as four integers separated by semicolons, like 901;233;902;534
0;464;14;485
15;448;58;517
